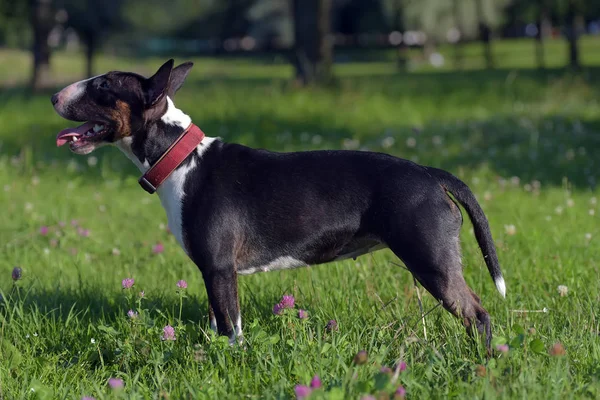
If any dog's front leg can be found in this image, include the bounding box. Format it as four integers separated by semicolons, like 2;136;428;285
203;268;242;344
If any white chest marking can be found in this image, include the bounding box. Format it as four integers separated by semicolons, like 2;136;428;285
115;97;216;255
155;159;196;253
238;256;307;275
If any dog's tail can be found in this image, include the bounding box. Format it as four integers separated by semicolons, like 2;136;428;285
427;167;506;298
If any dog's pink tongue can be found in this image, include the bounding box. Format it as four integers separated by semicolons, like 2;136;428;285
56;122;95;147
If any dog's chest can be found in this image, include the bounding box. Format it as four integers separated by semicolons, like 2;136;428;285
156;160;195;254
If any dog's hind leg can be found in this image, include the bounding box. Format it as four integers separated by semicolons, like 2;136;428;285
385;200;492;352
393;244;492;352
203;268;242;344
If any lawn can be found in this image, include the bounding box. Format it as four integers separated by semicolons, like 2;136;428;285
1;40;600;399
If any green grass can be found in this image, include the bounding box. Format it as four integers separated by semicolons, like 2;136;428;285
1;42;600;399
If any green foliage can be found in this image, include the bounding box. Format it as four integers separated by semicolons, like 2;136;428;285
122;0;216;36
0;0;30;47
1;47;600;398
59;0;125;35
399;0;512;40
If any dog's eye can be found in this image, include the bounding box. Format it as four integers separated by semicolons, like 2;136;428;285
98;81;110;90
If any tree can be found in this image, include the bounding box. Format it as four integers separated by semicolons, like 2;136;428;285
0;0;30;47
564;0;581;69
382;0;408;70
474;0;493;68
60;0;124;77
30;0;54;90
533;0;548;69
291;0;334;86
451;0;464;69
503;0;551;69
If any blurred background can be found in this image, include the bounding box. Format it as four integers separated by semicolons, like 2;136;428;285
1;0;600;89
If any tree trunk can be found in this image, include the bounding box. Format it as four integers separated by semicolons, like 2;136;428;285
292;0;333;86
535;5;547;69
29;0;54;90
565;0;580;69
475;0;493;69
83;31;96;78
451;0;463;70
392;0;407;71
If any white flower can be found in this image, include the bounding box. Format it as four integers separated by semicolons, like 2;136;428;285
483;191;492;201
67;160;80;172
87;156;98;167
342;139;360;150
112;248;121;256
311;135;322;145
26;334;30;339
43;248;50;255
406;137;417;148
566;199;575;207
33;332;38;337
565;149;575;160
585;233;592;241
524;184;532;192
24;202;33;211
557;285;568;297
591;197;597;205
91;338;96;344
555;206;563;215
510;176;520;186
504;224;517;235
381;136;395;149
589;209;595;216
31;176;40;186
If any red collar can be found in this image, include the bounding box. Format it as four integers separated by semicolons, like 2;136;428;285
138;123;205;194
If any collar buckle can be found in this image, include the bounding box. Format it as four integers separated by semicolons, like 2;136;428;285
138;176;157;194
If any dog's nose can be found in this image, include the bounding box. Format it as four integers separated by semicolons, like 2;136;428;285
51;93;59;106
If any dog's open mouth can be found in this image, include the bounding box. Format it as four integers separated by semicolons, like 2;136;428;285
56;121;110;149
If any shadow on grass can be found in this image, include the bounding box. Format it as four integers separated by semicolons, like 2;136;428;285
1;282;280;332
2;285;209;325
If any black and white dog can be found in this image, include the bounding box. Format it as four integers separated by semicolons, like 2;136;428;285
51;60;505;351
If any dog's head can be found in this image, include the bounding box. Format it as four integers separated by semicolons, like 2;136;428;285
51;59;193;154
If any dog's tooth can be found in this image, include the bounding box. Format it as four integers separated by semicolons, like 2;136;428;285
72;137;79;142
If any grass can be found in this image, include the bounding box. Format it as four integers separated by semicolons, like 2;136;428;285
1;39;600;399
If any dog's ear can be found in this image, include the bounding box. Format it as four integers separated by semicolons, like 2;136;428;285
145;59;174;106
167;62;193;98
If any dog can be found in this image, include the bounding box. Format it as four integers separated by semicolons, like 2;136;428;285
51;59;505;351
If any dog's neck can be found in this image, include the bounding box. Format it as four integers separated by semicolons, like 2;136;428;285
116;97;211;173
